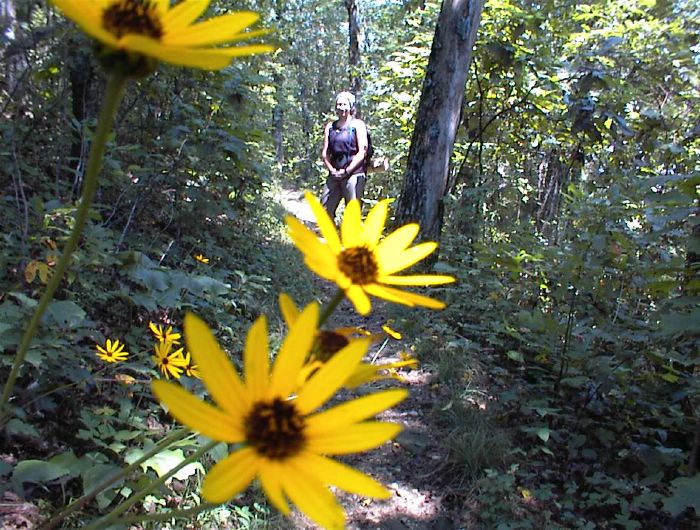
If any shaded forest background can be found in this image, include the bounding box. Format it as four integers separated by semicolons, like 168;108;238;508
0;0;699;528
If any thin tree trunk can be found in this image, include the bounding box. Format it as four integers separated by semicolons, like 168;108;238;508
345;0;361;111
395;0;484;244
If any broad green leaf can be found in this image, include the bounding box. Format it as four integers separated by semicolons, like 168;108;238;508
82;464;123;510
662;476;700;517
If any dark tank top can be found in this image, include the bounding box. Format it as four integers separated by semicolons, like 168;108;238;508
328;120;365;175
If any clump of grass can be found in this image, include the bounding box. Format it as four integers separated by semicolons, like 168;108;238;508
441;402;510;485
424;333;510;486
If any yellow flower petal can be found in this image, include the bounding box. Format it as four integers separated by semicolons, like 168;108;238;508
307;422;402;455
282;463;345;530
258;460;290;515
151;381;243;442
118;35;237;70
279;293;300;326
244;316;270;402
296;339;370;414
345;284;372;315
164;12;261;47
375;223;420;260
380;241;438;275
307;389;408;433
298;453;391;498
161;0;209;30
363;199;390;248
340;199;363;248
305;191;341;253
379;273;456;286
286;216;338;279
152;0;169;14
365;283;447;309
202;448;259;504
184;313;250;415
270;303;318;397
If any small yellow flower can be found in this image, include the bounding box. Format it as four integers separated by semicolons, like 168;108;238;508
149;322;181;345
96;338;129;363
280;293;413;389
152;308;407;529
286;192;455;316
194;253;210;264
50;0;273;71
183;351;201;379
152;340;187;379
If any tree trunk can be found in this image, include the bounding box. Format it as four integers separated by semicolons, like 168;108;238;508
272;73;284;166
395;0;484;244
68;43;94;198
1;0;19;95
272;0;285;166
345;0;361;112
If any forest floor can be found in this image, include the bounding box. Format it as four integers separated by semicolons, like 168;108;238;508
277;188;469;530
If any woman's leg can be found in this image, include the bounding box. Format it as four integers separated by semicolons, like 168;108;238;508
342;173;366;204
321;176;342;219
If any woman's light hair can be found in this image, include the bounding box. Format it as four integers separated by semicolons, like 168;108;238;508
335;91;355;109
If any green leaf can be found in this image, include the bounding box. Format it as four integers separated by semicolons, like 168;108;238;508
506;350;525;363
536;427;550;442
6;419;40;438
663;476;700;516
42;300;87;329
82;464;123;510
12;460;69;486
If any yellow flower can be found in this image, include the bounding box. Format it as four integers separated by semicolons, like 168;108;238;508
50;0;273;71
280;293;413;389
96;338;129;363
183;351;201;379
279;294;370;364
286;192;455;316
152;308;407;529
194;253;210;264
152;340;187;379
149;322;181;345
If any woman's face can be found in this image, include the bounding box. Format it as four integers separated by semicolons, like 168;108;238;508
335;98;352;116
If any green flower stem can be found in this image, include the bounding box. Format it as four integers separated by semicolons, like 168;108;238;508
84;439;220;530
38;428;191;530
0;72;128;420
113;502;218;526
319;288;345;327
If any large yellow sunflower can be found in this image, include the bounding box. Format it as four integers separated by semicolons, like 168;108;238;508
50;0;273;70
279;293;418;389
286;192;455;315
152;307;407;529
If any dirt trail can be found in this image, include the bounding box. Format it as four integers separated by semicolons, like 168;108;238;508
277;189;457;530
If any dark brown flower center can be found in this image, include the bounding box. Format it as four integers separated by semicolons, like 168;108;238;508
162;357;169;365
103;0;163;40
245;398;306;459
337;246;379;285
312;331;349;362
